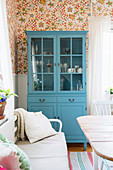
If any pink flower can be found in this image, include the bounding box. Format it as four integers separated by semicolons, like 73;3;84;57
0;74;3;80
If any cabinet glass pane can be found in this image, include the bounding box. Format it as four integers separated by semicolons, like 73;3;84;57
60;74;71;91
72;75;83;91
43;38;53;55
43;56;54;73
31;38;41;55
32;74;42;91
43;74;54;91
60;38;70;54
31;56;42;73
60;56;71;73
72;56;83;73
72;38;82;54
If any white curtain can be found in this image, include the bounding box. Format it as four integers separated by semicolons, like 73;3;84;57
87;16;111;115
0;0;14;118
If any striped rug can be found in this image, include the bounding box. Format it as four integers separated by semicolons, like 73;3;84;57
68;152;113;170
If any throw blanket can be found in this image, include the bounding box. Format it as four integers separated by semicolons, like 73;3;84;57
14;108;27;141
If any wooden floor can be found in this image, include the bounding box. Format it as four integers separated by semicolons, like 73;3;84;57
67;143;92;152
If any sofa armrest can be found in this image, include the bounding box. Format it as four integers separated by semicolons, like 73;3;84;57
49;119;62;132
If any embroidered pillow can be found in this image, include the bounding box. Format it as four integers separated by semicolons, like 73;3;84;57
0;134;31;170
24;111;57;143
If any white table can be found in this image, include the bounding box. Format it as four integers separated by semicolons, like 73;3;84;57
77;116;113;170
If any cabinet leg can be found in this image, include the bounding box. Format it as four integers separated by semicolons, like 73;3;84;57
84;142;87;151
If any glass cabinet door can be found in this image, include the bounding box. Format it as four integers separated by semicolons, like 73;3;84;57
31;37;55;92
59;37;83;92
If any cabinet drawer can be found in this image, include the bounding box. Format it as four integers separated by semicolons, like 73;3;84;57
58;97;86;103
28;96;56;103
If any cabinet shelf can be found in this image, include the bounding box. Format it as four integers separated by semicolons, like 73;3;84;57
31;54;42;57
31;54;54;57
60;73;82;74
60;54;83;57
43;55;54;57
43;73;54;74
72;73;82;74
32;73;54;74
72;54;83;57
32;73;42;74
60;73;71;74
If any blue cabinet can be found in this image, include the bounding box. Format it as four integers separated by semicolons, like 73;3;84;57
27;96;57;118
26;31;88;149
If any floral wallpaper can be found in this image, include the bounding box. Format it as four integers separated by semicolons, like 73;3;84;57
6;0;113;74
93;0;113;16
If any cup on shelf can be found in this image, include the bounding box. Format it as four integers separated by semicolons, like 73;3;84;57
40;61;42;65
77;67;83;73
64;63;68;72
72;68;75;73
65;48;70;54
68;68;71;73
75;65;79;72
78;80;83;91
43;51;47;55
36;60;39;65
49;52;53;55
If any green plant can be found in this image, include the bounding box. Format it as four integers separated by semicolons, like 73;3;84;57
0;89;18;107
110;87;113;94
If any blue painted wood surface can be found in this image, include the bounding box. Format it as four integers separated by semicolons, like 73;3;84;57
26;31;87;148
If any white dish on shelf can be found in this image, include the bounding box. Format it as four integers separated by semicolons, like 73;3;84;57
68;68;71;73
77;67;83;73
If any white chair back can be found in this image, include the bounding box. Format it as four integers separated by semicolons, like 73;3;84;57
93;100;113;115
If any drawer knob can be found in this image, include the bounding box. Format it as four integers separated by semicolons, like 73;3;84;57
58;116;60;119
69;99;74;102
39;99;45;102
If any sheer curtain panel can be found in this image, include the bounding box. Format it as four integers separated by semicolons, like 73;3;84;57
87;16;111;115
0;0;14;118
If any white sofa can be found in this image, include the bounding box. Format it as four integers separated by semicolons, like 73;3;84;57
16;119;69;170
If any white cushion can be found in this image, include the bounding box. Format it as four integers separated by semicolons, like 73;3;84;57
17;132;69;170
24;111;57;143
17;132;67;158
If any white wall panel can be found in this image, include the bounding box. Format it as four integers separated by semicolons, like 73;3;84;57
13;74;27;110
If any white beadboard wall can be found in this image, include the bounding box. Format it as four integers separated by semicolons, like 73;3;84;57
13;74;27;110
